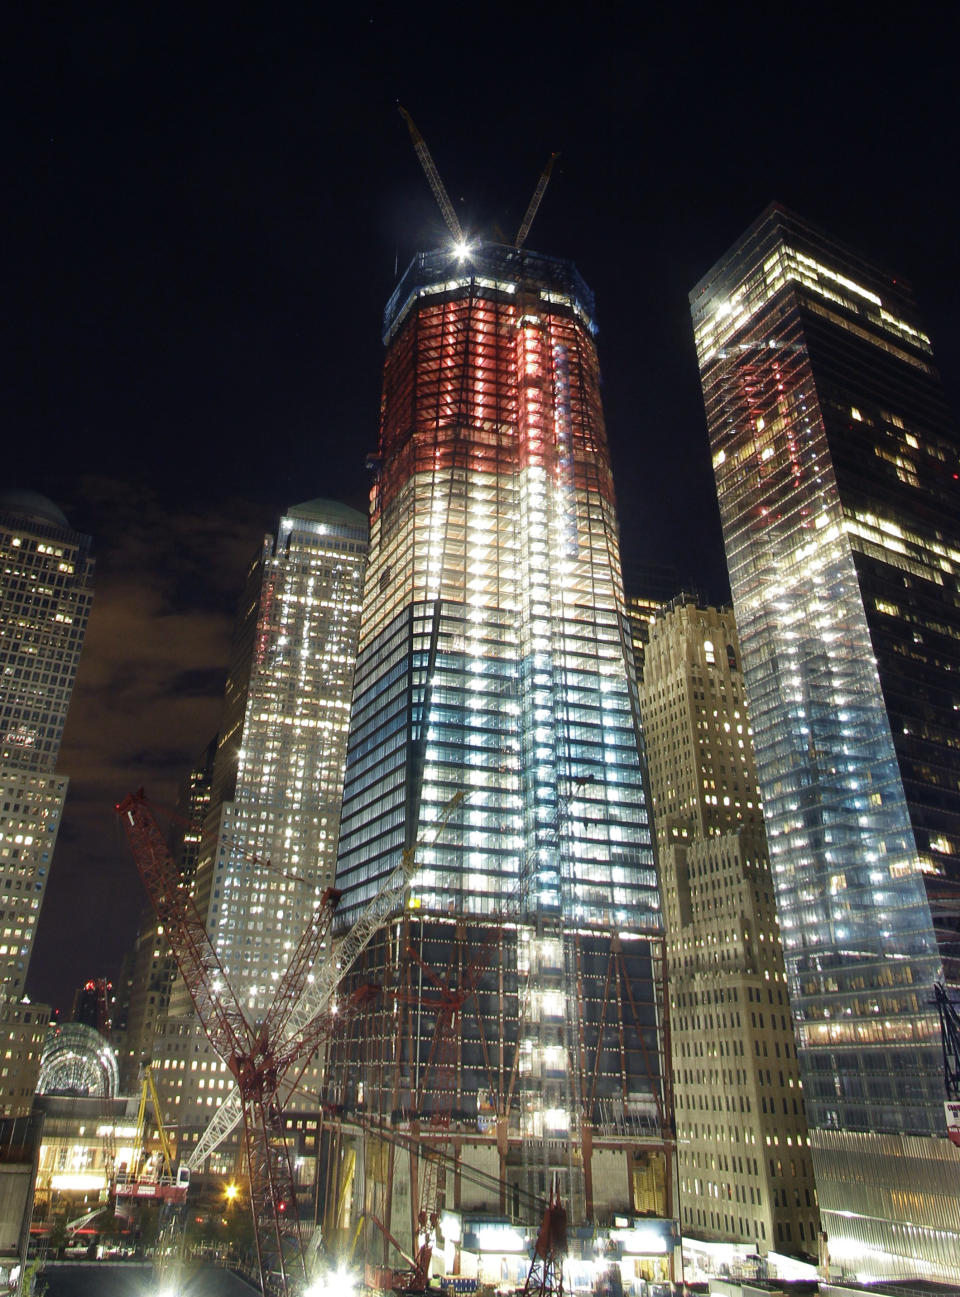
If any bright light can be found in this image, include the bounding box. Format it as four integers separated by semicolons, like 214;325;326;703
304;1263;358;1297
472;1224;525;1253
50;1173;105;1192
440;1210;461;1243
224;1181;239;1203
453;240;471;260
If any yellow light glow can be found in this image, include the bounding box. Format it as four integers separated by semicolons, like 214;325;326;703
51;1173;105;1192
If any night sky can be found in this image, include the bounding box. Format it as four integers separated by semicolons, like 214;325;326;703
5;6;958;1014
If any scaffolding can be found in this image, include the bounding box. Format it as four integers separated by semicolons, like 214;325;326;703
320;916;673;1273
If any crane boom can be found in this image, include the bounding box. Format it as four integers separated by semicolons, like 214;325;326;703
116;791;250;1065
116;789;357;1297
515;152;559;250
188;790;467;1169
399;105;464;243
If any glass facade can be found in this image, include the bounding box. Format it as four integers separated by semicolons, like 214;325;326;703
0;493;93;774
327;246;670;1251
691;205;960;1276
336;245;658;930
204;500;367;1016
154;499;367;1150
0;492;93;999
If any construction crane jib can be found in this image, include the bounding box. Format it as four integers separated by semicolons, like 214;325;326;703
398;105;463;245
187;789;467;1170
515;152;559;250
116;789;373;1297
398;107;557;254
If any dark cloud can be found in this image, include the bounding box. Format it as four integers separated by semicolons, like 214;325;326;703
166;668;227;699
26;478;266;1011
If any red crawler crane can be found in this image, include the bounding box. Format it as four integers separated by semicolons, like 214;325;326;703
117;789;376;1297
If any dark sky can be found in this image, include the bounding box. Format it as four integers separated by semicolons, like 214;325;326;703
4;5;958;1013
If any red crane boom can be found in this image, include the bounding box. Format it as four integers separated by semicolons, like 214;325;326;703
116;789;374;1297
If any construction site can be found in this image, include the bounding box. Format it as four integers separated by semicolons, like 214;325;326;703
319;913;675;1293
5;124;681;1297
312;120;678;1297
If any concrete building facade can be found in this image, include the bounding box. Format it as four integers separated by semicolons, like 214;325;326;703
638;597;819;1260
0;491;92;1002
0;490;91;1115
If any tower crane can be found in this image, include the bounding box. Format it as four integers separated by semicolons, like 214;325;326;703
398;106;464;245
514;153;559;251
398;107;557;255
116;789;377;1297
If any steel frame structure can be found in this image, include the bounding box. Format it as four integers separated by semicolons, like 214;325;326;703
117;790;372;1296
321;912;673;1285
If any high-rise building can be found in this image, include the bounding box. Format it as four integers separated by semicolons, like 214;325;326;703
154;499;366;1160
70;978;113;1034
0;491;93;1002
690;204;960;1277
638;596;818;1260
0;1002;49;1121
326;245;673;1290
116;737;216;1091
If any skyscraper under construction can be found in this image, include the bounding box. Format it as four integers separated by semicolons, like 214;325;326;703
326;244;674;1291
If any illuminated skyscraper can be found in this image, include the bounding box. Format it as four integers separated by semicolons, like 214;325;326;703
691;205;960;1278
638;596;818;1260
155;499;366;1155
328;246;673;1286
0;491;93;999
337;246;658;929
115;737;216;1091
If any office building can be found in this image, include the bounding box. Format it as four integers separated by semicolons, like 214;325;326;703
690;204;960;1277
638;596;818;1259
0;1001;49;1120
326;244;673;1291
116;737;215;1091
0;491;92;1115
154;499;366;1158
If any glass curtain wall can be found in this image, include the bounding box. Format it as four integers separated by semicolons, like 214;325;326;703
336;246;658;932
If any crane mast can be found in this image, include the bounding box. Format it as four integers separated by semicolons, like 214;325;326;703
116;789;368;1297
